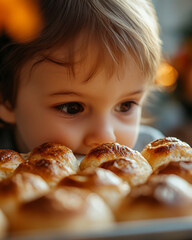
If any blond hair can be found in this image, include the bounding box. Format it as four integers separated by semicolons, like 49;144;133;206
0;0;161;107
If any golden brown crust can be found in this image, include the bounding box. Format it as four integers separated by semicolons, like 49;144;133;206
10;186;114;233
0;172;49;216
79;143;148;171
115;174;192;221
20;187;88;217
0;150;24;181
99;157;152;187
1;139;192;234
58;168;130;211
15;158;75;187
141;137;192;171
59;167;127;188
28;142;79;172
152;160;192;184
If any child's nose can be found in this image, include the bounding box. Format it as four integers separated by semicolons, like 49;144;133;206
84;120;116;149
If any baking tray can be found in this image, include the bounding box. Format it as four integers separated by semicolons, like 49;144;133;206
5;216;192;240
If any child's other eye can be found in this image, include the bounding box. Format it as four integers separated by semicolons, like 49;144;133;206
115;101;138;113
55;102;84;114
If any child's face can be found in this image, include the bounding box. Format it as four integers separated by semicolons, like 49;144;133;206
10;44;148;154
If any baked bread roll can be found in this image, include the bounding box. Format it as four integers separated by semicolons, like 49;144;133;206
0;172;49;217
141;137;192;171
0;209;8;239
27;142;79;172
79;143;148;171
115;174;192;222
58;168;130;211
15;157;76;187
10;186;114;233
152;160;192;184
0;149;24;181
99;157;152;187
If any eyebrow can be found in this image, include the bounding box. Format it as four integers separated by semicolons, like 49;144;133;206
49;91;83;97
120;89;146;98
49;88;145;97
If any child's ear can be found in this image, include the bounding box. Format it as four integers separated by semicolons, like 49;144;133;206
0;102;16;124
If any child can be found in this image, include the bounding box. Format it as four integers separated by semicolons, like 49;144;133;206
0;0;163;154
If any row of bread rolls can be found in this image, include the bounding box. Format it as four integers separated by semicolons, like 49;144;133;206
0;137;192;238
115;137;192;221
0;143;116;237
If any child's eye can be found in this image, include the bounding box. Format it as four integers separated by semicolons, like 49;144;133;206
115;101;138;113
55;102;84;115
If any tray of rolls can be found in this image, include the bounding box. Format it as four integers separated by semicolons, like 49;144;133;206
1;137;192;240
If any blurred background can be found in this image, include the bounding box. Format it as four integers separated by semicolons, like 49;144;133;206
146;0;192;146
0;0;192;146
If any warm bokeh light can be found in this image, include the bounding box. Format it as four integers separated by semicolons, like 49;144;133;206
0;0;42;42
156;62;178;88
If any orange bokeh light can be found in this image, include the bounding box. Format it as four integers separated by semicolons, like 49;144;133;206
0;0;42;42
156;62;178;87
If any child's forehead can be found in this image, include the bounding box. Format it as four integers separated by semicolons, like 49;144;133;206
20;48;148;100
20;40;145;90
31;34;142;83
